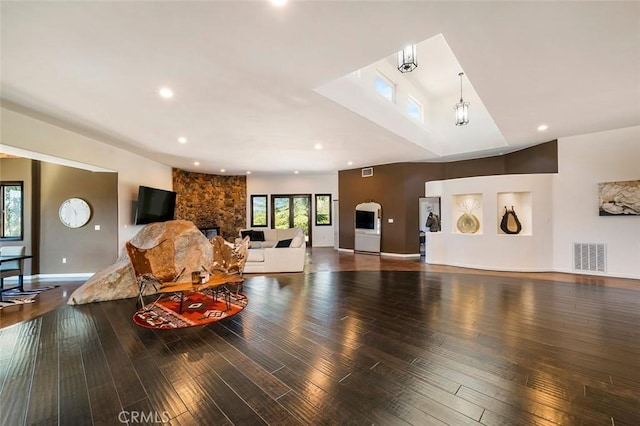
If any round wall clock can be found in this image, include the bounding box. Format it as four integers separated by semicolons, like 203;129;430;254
59;198;92;228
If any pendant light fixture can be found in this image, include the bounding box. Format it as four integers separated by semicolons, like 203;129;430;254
454;72;470;126
397;45;417;73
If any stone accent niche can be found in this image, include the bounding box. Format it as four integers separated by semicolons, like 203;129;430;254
173;169;246;240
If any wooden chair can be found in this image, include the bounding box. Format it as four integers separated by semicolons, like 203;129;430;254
125;239;180;309
0;245;26;292
204;236;249;308
231;236;250;294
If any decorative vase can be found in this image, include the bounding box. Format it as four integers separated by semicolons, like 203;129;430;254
500;206;522;234
456;213;480;234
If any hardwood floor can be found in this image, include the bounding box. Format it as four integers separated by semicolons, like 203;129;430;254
0;281;83;329
1;248;639;425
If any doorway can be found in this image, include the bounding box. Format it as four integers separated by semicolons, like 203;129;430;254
271;194;312;245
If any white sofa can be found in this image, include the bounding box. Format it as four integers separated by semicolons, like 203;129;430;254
239;228;306;273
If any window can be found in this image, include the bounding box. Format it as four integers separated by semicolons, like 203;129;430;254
1;181;23;240
407;97;423;122
271;194;312;244
250;195;268;227
315;194;332;226
375;73;395;102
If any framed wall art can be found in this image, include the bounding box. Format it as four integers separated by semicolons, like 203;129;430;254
598;180;640;216
419;196;441;232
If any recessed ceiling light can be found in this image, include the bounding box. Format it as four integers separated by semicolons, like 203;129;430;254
246;171;252;175
314;144;323;150
178;137;187;144
159;87;174;99
294;170;299;174
347;161;353;166
220;169;226;173
193;161;200;166
270;0;287;6
537;124;548;131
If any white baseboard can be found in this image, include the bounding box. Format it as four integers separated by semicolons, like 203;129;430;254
381;252;421;259
2;273;93;283
554;267;640;281
424;260;552;273
337;248;420;258
337;248;354;253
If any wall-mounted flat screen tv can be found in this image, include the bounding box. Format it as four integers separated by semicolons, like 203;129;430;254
355;210;375;230
134;186;176;225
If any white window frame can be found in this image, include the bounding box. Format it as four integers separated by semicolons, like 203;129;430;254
407;96;423;122
374;72;396;103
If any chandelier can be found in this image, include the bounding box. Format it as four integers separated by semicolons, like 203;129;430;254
397;45;417;73
454;72;470;126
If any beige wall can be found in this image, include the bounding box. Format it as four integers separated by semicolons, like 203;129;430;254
39;163;118;274
1;158;119;275
1;106;173;251
0;158;34;274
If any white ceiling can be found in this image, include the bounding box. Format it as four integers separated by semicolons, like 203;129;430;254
1;1;638;175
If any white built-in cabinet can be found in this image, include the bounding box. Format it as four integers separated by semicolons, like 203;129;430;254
425;174;554;272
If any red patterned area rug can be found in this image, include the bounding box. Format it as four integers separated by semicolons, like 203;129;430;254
133;291;248;330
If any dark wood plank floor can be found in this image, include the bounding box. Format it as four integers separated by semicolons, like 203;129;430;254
1;253;640;425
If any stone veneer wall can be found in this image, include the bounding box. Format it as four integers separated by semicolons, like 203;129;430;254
172;169;246;240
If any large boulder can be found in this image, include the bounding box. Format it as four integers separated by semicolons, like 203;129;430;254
68;259;138;305
68;220;213;305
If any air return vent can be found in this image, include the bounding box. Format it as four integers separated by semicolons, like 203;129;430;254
573;243;606;273
362;167;373;178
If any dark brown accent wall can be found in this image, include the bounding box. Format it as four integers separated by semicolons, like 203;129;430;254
505;140;558;174
444;156;505;180
172;169;246;240
31;161;41;274
39;162;118;273
339;164;408;253
339;141;558;254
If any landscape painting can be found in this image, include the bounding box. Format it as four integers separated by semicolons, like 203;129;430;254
598;180;640;216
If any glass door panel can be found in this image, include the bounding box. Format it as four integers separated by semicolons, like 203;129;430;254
273;197;291;229
293;196;310;241
271;194;312;245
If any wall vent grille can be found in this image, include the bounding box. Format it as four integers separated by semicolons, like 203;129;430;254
573;243;606;273
361;167;373;178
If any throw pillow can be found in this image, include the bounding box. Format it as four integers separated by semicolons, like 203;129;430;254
240;230;253;240
252;230;265;241
290;236;303;248
275;238;293;248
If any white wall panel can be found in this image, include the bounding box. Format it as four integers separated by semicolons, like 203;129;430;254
553;126;640;278
247;174;338;247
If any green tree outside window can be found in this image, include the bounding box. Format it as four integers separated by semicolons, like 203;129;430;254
251;195;268;227
1;182;23;240
315;194;331;226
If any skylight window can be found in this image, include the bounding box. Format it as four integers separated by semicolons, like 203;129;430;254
407;97;423;122
374;73;395;102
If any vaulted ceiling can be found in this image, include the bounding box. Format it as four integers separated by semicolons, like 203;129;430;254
1;1;638;175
